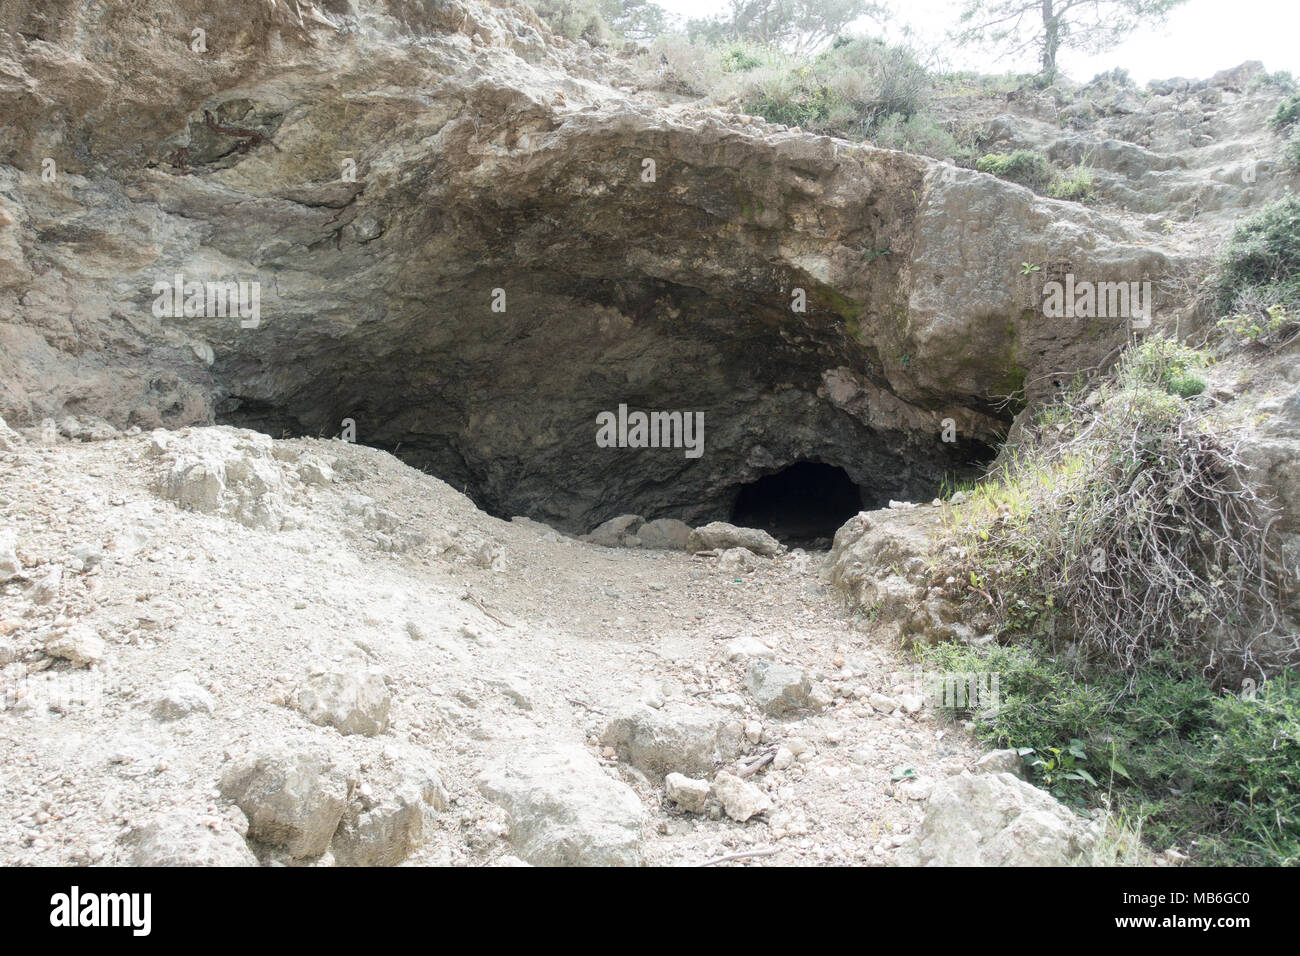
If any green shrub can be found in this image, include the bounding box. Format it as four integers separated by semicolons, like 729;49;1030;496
720;44;763;73
735;35;932;141
919;641;1300;865
1217;195;1300;313
1217;304;1300;348
1046;164;1096;202
1248;70;1297;93
975;150;1052;191
872;112;966;161
1268;92;1300;133
527;0;612;44
1119;336;1207;397
1284;128;1300;171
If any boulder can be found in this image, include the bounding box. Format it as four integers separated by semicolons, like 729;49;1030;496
129;810;258;867
744;660;811;716
600;704;746;780
634;518;692;550
688;522;783;557
584;515;643;547
898;772;1094;866
219;749;355;859
331;786;427;867
296;663;391;737
477;745;645;867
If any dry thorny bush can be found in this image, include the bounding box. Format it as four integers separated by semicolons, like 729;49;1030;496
957;340;1294;686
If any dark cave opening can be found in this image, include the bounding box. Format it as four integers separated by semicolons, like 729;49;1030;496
730;461;867;549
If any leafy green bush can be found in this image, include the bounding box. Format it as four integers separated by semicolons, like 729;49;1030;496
1268;92;1300;133
975;150;1052;191
919;641;1300;864
527;0;613;44
1284;128;1300;171
735;35;932;142
1217;195;1300;313
1119;336;1206;397
872;112;967;161
1218;304;1300;348
720;44;763;72
1046;163;1096;202
1248;70;1297;93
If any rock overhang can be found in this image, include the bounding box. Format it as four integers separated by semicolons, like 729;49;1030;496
0;0;1190;531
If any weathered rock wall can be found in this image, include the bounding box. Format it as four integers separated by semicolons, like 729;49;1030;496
0;0;1183;529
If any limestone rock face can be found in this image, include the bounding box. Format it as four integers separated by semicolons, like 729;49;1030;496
0;0;1183;532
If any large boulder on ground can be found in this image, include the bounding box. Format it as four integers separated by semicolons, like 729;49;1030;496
634;518;693;550
151;428;290;531
825;507;972;646
331;786;426;867
477;745;646;867
219;749;356;858
897;772;1095;866
600;704;746;780
688;522;784;557
583;514;644;548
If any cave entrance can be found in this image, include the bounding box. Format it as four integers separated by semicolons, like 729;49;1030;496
730;461;864;549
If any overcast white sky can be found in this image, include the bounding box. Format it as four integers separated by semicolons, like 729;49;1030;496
653;0;1300;83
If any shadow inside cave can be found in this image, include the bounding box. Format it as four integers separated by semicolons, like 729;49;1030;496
730;461;869;550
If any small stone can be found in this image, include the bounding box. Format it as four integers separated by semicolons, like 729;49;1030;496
772;747;795;770
809;683;835;711
0;529;22;582
297;456;335;485
974;749;1024;778
44;624;105;667
664;772;711;813
711;771;772;822
152;673;215;720
726;635;775;661
869;693;898;714
744;720;763;744
899;694;924;714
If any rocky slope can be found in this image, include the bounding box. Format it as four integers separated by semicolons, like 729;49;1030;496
0;419;1013;866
